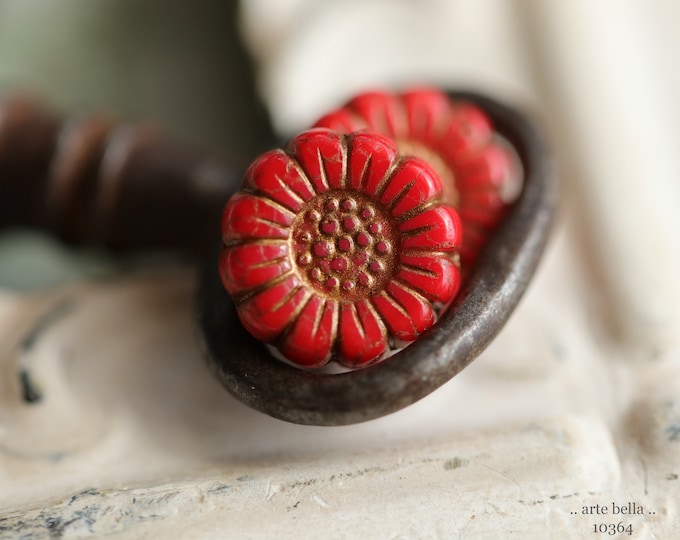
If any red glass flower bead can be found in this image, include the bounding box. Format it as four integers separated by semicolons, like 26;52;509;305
314;88;520;265
219;129;462;369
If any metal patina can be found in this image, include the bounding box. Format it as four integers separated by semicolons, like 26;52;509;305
199;91;559;426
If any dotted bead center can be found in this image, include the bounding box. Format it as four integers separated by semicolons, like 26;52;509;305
292;191;398;301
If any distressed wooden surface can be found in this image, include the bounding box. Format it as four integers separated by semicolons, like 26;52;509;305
1;0;680;538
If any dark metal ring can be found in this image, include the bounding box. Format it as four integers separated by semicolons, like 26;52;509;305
198;90;558;426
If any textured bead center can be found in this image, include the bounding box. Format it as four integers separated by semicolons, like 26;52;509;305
292;191;398;301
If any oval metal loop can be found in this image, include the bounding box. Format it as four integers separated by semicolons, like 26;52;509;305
198;90;559;426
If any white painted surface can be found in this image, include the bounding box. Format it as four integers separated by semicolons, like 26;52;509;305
1;0;680;538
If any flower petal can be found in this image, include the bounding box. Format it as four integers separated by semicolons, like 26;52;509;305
347;131;399;194
458;191;507;229
399;205;461;251
244;149;315;212
347;91;406;138
402;88;452;143
455;145;513;192
237;275;308;342
219;242;291;295
397;254;460;303
221;193;294;242
315;109;367;132
372;282;434;342
338;300;387;367
287;128;347;193
380;157;442;218
458;225;487;264
279;297;338;368
439;102;494;159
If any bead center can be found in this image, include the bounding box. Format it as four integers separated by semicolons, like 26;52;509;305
291;191;398;301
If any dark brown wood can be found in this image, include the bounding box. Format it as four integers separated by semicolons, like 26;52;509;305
198;91;559;426
0;97;243;253
0;98;60;230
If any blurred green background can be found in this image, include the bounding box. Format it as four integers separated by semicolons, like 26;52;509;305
0;0;272;289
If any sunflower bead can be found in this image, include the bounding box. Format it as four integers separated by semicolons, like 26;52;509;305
219;129;462;369
314;88;520;265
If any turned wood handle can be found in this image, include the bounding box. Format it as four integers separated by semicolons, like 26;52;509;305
0;97;241;254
